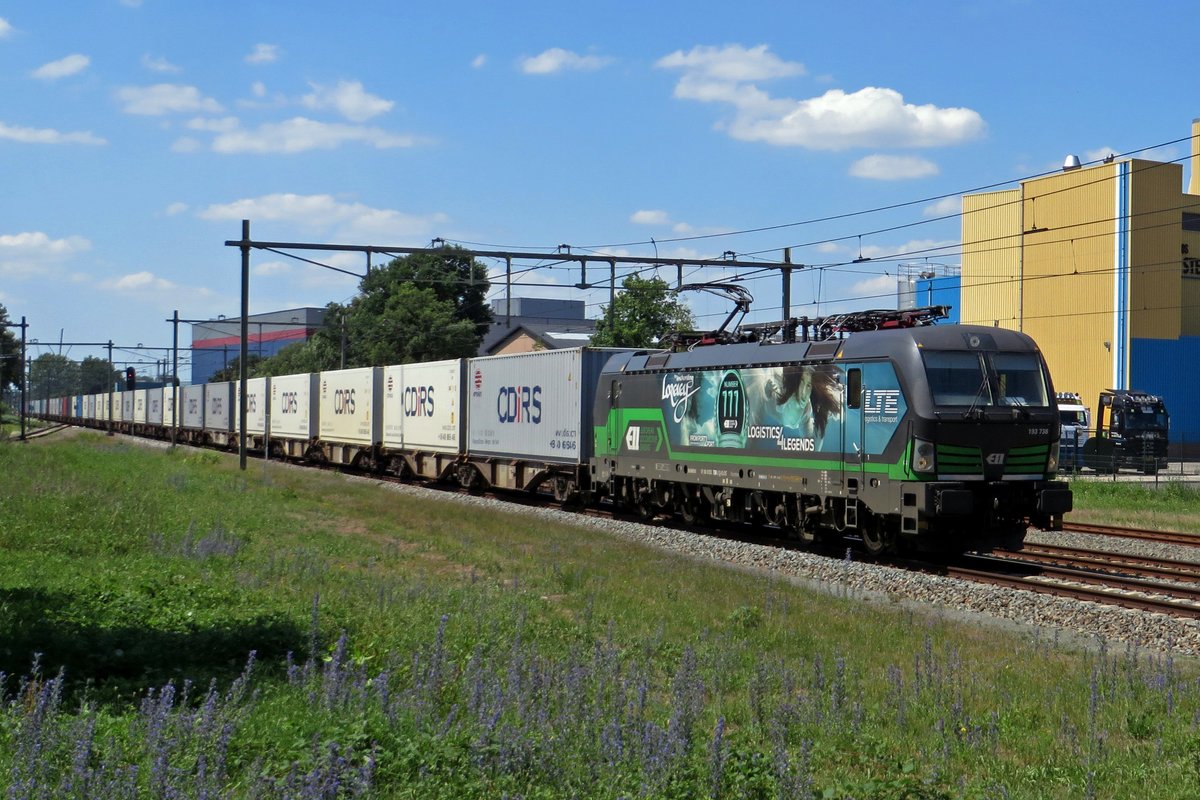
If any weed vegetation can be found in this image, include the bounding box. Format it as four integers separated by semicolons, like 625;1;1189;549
1068;477;1200;532
1;434;1198;798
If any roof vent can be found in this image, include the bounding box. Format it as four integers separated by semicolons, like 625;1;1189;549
1063;154;1082;171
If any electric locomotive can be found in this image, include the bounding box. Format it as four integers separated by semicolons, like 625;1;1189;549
592;310;1072;554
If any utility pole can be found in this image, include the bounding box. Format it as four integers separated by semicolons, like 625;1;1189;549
238;219;250;471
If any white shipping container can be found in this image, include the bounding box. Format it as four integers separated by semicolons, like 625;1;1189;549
121;391;135;422
84;394;96;420
466;348;630;464
204;382;234;432
134;389;148;424
182;384;205;429
235;377;269;434
382;360;464;453
164;390;178;428
148;388;164;425
318;367;382;445
271;373;319;439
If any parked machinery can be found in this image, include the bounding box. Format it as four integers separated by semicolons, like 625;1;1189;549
1055;392;1091;471
1082;389;1170;474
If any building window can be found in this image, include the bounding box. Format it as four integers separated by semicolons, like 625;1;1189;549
1184;213;1200;232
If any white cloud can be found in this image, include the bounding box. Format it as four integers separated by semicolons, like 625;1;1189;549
206;117;421;154
520;48;612;75
0;17;13;39
141;54;181;73
116;83;223;115
657;44;984;151
109;271;176;291
245;43;280;64
164;202;189;216
847;273;898;301
32;54;89;80
102;270;217;304
170;136;203;153
656;44;804;83
197;193;449;242
301;81;393;122
251;81;267;98
0;231;92;277
471;54;487;69
631;209;671;225
859;238;958;261
252;260;291;276
186;115;240;132
0;121;105;145
923;196;961;218
849;154;939;180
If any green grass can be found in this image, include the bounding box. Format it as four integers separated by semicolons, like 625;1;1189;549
1068;477;1200;532
1;434;1199;797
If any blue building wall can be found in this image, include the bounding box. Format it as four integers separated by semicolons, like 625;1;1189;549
915;277;961;322
191;335;307;384
1130;336;1200;447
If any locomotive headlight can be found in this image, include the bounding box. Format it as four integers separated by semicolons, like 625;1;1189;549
912;438;936;473
1047;441;1060;473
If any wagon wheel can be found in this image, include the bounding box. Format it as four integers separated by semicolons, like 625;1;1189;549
552;476;578;506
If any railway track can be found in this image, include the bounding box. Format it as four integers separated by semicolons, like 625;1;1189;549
950;545;1200;620
1060;520;1200;547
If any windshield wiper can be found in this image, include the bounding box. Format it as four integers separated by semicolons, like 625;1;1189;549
962;374;991;420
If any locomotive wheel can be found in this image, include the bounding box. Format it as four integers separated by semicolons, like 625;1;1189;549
860;518;892;556
680;493;708;525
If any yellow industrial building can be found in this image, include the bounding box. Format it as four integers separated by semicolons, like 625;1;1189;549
959;118;1200;448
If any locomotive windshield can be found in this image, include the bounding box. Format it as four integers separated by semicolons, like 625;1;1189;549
923;350;1050;408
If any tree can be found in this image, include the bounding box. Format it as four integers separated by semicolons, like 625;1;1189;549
350;283;481;365
208;354;265;383
590;276;694;348
29;354;80;401
357;248;492;342
0;303;21;395
252;250;492;376
79;356;119;393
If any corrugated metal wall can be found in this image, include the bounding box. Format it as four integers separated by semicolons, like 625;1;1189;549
960;189;1020;326
961;148;1200;446
1131;336;1200;449
1019;165;1117;405
1128;159;1184;340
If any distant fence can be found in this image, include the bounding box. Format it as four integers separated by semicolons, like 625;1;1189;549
1058;427;1200;481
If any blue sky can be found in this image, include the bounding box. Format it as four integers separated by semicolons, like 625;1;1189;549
2;0;1197;377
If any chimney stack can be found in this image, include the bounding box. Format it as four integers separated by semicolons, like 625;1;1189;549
1191;117;1200;196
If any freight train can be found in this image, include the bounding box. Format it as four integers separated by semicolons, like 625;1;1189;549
28;312;1071;554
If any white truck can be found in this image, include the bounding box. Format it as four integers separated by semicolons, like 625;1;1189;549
1056;392;1091;471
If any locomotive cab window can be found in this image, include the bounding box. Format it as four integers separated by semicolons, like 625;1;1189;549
922;350;1051;408
923;351;991;406
991;352;1049;407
